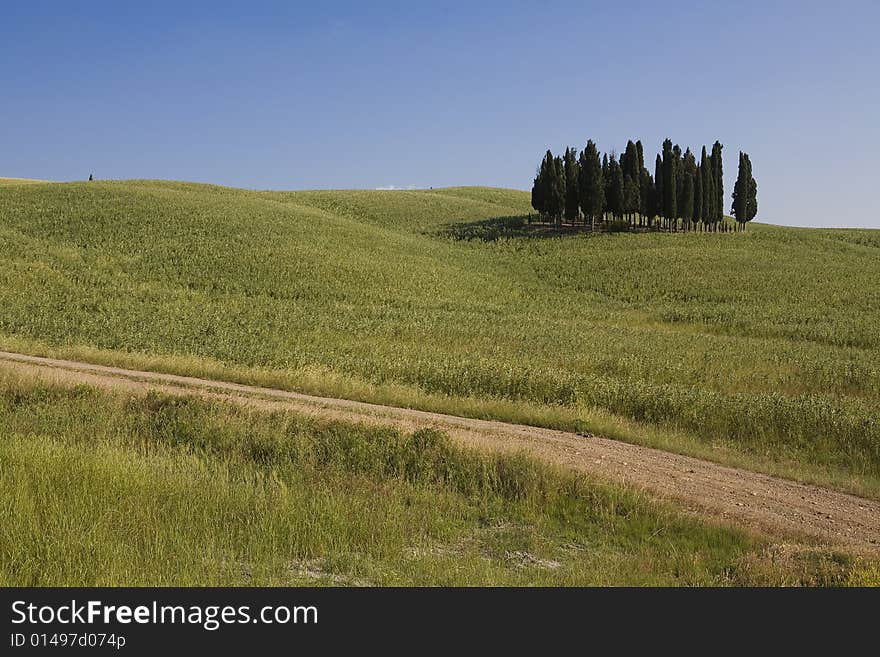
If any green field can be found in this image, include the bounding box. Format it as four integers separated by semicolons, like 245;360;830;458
1;180;879;496
0;177;46;186
3;373;871;586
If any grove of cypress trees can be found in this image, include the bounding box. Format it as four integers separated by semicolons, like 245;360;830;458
531;138;746;236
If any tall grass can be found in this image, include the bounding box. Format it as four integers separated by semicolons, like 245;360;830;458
0;376;868;586
0;181;878;491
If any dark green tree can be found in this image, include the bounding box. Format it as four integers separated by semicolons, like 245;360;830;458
661;139;677;229
602;153;611;223
549;155;566;224
636;139;649;225
577;140;605;227
624;175;639;225
680;148;697;230
640;168;654;228
680;170;694;228
700;146;714;230
746;154;758;226
530;150;553;217
731;152;747;230
532;150;564;221
607;155;625;221
621;140;641;223
672;144;684;229
694;163;703;228
731;151;758;231
563;147;580;222
711;140;724;225
654;154;664;225
622;140;640;180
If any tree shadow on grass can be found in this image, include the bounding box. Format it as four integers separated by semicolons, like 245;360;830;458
438;215;603;242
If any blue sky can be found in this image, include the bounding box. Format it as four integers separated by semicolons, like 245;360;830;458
2;1;878;227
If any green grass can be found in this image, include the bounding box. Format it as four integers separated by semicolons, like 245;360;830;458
0;177;46;186
1;374;870;586
0;180;878;496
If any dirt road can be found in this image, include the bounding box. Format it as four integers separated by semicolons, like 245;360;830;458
2;350;878;551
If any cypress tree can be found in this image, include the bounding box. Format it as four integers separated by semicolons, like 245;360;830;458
694;163;703;228
549;155;566;224
731;152;748;231
622;140;641;222
661;139;677;228
577;140;605;227
654;153;664;226
622;141;640;180
576;147;588;224
563;147;579;222
732;151;758;231
700;146;714;229
746;153;758;227
531;156;545;217
711;141;724;225
623;175;638;225
531;150;554;218
673;144;683;229
636;140;648;225
608;155;624;221
530;168;542;216
680;171;694;228
602;153;611;223
640;168;653;228
680;149;697;230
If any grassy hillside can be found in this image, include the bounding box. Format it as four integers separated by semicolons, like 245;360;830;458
1;180;878;494
3;373;871;586
0;177;46;186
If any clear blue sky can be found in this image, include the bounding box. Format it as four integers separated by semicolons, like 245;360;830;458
3;1;878;227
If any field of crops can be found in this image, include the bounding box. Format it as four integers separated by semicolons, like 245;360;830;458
1;180;878;494
4;373;871;586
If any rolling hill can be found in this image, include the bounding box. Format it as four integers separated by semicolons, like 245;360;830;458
1;180;878;495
